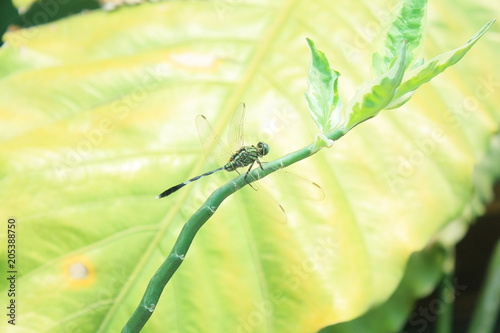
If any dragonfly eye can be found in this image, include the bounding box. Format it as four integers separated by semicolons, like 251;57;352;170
257;142;269;156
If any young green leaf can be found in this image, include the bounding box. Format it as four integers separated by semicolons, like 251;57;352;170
305;38;342;134
386;19;495;109
372;0;428;77
344;41;407;131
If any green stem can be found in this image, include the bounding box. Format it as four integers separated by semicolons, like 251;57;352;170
121;127;346;332
467;239;500;333
436;270;454;333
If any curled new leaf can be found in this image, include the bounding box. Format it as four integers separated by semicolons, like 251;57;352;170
344;41;407;131
386;19;495;109
305;38;342;134
372;0;428;77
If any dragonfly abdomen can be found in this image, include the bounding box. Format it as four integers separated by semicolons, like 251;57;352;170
156;166;224;199
157;140;269;199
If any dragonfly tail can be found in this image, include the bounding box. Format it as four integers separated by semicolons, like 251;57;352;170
157;166;225;199
156;183;186;199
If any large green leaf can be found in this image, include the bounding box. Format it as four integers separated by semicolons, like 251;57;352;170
0;1;498;333
320;243;449;333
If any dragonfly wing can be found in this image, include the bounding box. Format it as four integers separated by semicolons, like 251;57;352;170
247;167;325;201
227;102;245;152
279;171;325;200
289;172;324;200
246;183;288;225
196;114;233;170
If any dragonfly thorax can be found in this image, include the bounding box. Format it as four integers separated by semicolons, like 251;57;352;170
224;142;269;172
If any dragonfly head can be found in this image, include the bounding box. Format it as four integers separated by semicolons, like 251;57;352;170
257;142;269;157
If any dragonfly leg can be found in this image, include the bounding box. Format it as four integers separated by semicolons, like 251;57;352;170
256;159;265;170
235;168;258;190
243;161;259;191
244;161;256;180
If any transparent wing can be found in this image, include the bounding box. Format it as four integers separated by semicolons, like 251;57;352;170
195;103;323;224
245;184;288;225
244;171;323;226
280;172;325;201
246;168;325;201
196;103;246;169
227;102;245;151
245;170;324;225
196;114;234;170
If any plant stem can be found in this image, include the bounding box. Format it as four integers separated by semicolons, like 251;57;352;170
467;239;500;333
436;270;454;333
121;128;346;332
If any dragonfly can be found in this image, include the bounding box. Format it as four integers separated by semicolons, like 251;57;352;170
157;103;271;199
157;103;324;221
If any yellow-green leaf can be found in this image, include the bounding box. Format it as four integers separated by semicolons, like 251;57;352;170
0;1;498;333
